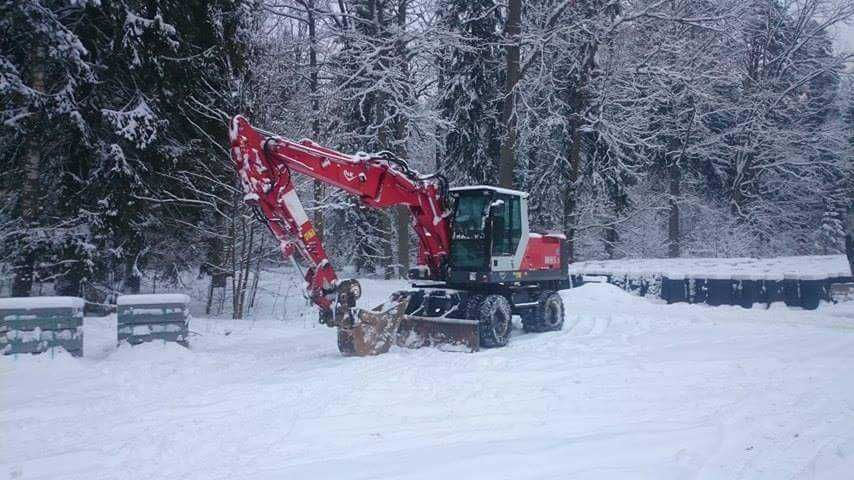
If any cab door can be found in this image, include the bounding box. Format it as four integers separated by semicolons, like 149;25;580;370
489;194;523;271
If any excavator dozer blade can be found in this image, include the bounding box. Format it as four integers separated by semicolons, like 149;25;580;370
336;291;480;356
395;315;480;353
337;298;410;357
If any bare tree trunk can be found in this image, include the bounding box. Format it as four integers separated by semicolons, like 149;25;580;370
313;183;324;241
375;87;394;278
249;235;265;309
124;256;141;294
394;0;410;278
435;49;445;173
206;280;215;316
237;220;254;318
394;207;410;277
304;0;325;242
377;2;394;279
205;216;226;316
669;104;695;258
561;38;599;263
604;181;622;259
498;0;522;188
12;46;46;297
230;196;241;319
846;205;853;275
668;162;681;258
563;121;582;263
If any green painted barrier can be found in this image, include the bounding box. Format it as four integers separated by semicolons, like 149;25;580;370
116;294;190;346
0;297;84;356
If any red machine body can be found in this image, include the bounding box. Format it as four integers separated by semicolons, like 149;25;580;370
521;233;564;271
228;116;451;313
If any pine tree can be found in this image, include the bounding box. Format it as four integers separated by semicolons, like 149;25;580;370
326;0;419;276
78;1;255;296
437;0;504;185
1;0;254;298
0;0;97;296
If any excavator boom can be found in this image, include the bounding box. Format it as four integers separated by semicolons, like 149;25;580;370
227;116;471;355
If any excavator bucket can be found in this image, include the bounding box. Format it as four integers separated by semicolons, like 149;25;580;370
336;290;480;356
337;297;409;357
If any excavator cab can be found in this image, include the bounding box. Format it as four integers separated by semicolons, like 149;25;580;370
448;186;527;274
445;186;565;285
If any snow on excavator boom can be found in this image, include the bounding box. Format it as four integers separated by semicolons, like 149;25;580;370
228;115;469;355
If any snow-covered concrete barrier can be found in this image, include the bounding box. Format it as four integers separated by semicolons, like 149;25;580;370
569;255;853;310
116;294;190;346
0;296;84;356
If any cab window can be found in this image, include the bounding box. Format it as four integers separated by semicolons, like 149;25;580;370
450;192;491;270
491;194;522;256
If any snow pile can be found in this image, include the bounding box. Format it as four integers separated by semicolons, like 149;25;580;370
0;347;83;375
2;281;854;479
0;296;85;310
569;254;852;280
116;293;191;306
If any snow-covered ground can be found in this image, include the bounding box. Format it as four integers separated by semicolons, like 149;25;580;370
3;280;854;479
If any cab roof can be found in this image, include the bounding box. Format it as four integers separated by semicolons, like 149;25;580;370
449;185;529;198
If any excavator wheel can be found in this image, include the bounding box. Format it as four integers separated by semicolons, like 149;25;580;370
477;294;512;348
463;294;484;321
522;291;564;333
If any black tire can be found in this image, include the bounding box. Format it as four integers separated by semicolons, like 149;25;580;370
477;294;512;348
463;294;484;320
522;291;564;333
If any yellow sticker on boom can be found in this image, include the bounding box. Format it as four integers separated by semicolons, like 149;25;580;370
303;228;316;241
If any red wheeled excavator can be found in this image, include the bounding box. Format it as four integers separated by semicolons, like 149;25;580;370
228;116;569;356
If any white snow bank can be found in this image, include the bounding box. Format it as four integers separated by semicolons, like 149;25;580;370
83;315;117;360
0;296;85;310
0;347;83;375
108;340;191;362
562;281;653;307
117;294;190;306
569;254;851;280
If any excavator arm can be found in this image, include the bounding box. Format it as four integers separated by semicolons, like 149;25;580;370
228;115;452;328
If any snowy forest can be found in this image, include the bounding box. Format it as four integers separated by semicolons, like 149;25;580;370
2;0;854;308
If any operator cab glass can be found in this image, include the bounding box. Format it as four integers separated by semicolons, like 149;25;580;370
449;187;524;271
489;194;522;257
450;190;491;270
